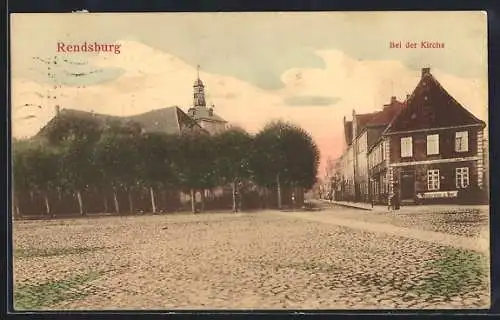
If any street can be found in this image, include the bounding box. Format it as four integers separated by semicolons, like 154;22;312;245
13;204;489;310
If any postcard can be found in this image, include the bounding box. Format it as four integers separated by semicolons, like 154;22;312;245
10;11;489;310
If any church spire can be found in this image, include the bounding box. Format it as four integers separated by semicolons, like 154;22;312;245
193;64;206;107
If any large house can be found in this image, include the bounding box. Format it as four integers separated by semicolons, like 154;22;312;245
38;69;229;139
337;67;487;204
38;105;205;138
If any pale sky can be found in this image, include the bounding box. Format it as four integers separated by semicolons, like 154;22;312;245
10;12;488;174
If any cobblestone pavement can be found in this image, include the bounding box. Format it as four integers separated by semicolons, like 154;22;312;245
12;210;490;310
322;202;489;238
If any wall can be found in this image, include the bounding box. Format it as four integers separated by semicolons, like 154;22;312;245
338;145;355;198
199;119;226;135
389;127;480;164
367;127;386;150
355;131;369;199
368;141;384;171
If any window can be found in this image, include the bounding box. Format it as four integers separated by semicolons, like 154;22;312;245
456;167;470;188
427;169;440;191
400;137;413;157
427;134;439;155
455;131;469;152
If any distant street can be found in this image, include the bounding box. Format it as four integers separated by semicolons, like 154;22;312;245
13;205;489;310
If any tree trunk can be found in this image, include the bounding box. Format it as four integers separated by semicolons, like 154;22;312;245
297;187;304;207
238;184;243;212
276;173;282;209
263;187;268;209
128;190;134;214
150;187;157;214
161;189;167;212
44;194;51;217
113;190;120;215
76;191;85;216
103;195;109;213
232;181;237;212
190;188;196;213
200;189;206;212
13;193;21;219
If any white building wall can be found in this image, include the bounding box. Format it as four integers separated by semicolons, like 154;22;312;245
355;131;369;198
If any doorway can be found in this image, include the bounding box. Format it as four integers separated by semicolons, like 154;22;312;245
400;170;415;200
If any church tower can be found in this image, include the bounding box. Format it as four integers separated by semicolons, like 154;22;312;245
188;64;229;135
193;65;206;107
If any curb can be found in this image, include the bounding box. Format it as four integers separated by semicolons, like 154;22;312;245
330;201;373;211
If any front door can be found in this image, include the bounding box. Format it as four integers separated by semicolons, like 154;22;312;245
400;170;415;200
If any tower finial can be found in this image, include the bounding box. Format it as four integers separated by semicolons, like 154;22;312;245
197;64;200;79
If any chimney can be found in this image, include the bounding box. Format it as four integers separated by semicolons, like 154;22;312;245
390;96;397;104
406;94;411;100
55;105;60;116
421;67;431;78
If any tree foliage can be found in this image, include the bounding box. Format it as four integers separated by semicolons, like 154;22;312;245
13;116;320;216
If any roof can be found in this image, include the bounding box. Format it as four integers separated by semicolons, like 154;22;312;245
366;100;406;127
188;106;227;123
127;107;204;135
385;70;485;134
37;106;205;138
344;121;353;145
354;112;378;136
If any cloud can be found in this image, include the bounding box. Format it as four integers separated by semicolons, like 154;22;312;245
11;40;488;175
25;56;125;87
284;95;340;107
11;12;487;91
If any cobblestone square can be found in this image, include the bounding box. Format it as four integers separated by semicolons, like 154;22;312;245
12;205;490;310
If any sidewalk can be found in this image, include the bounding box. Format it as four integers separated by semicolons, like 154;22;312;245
320;199;383;211
273;210;489;253
322;199;488;213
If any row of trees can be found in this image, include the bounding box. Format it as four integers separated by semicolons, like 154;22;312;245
13;114;320;217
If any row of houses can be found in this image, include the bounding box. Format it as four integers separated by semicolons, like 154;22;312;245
332;67;488;205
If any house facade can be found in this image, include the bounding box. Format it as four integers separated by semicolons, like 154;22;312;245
338;96;406;202
337;67;487;205
384;68;486;204
365;97;407;204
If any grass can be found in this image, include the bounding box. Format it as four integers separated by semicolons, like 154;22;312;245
14;270;105;310
14;246;107;258
411;247;488;299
